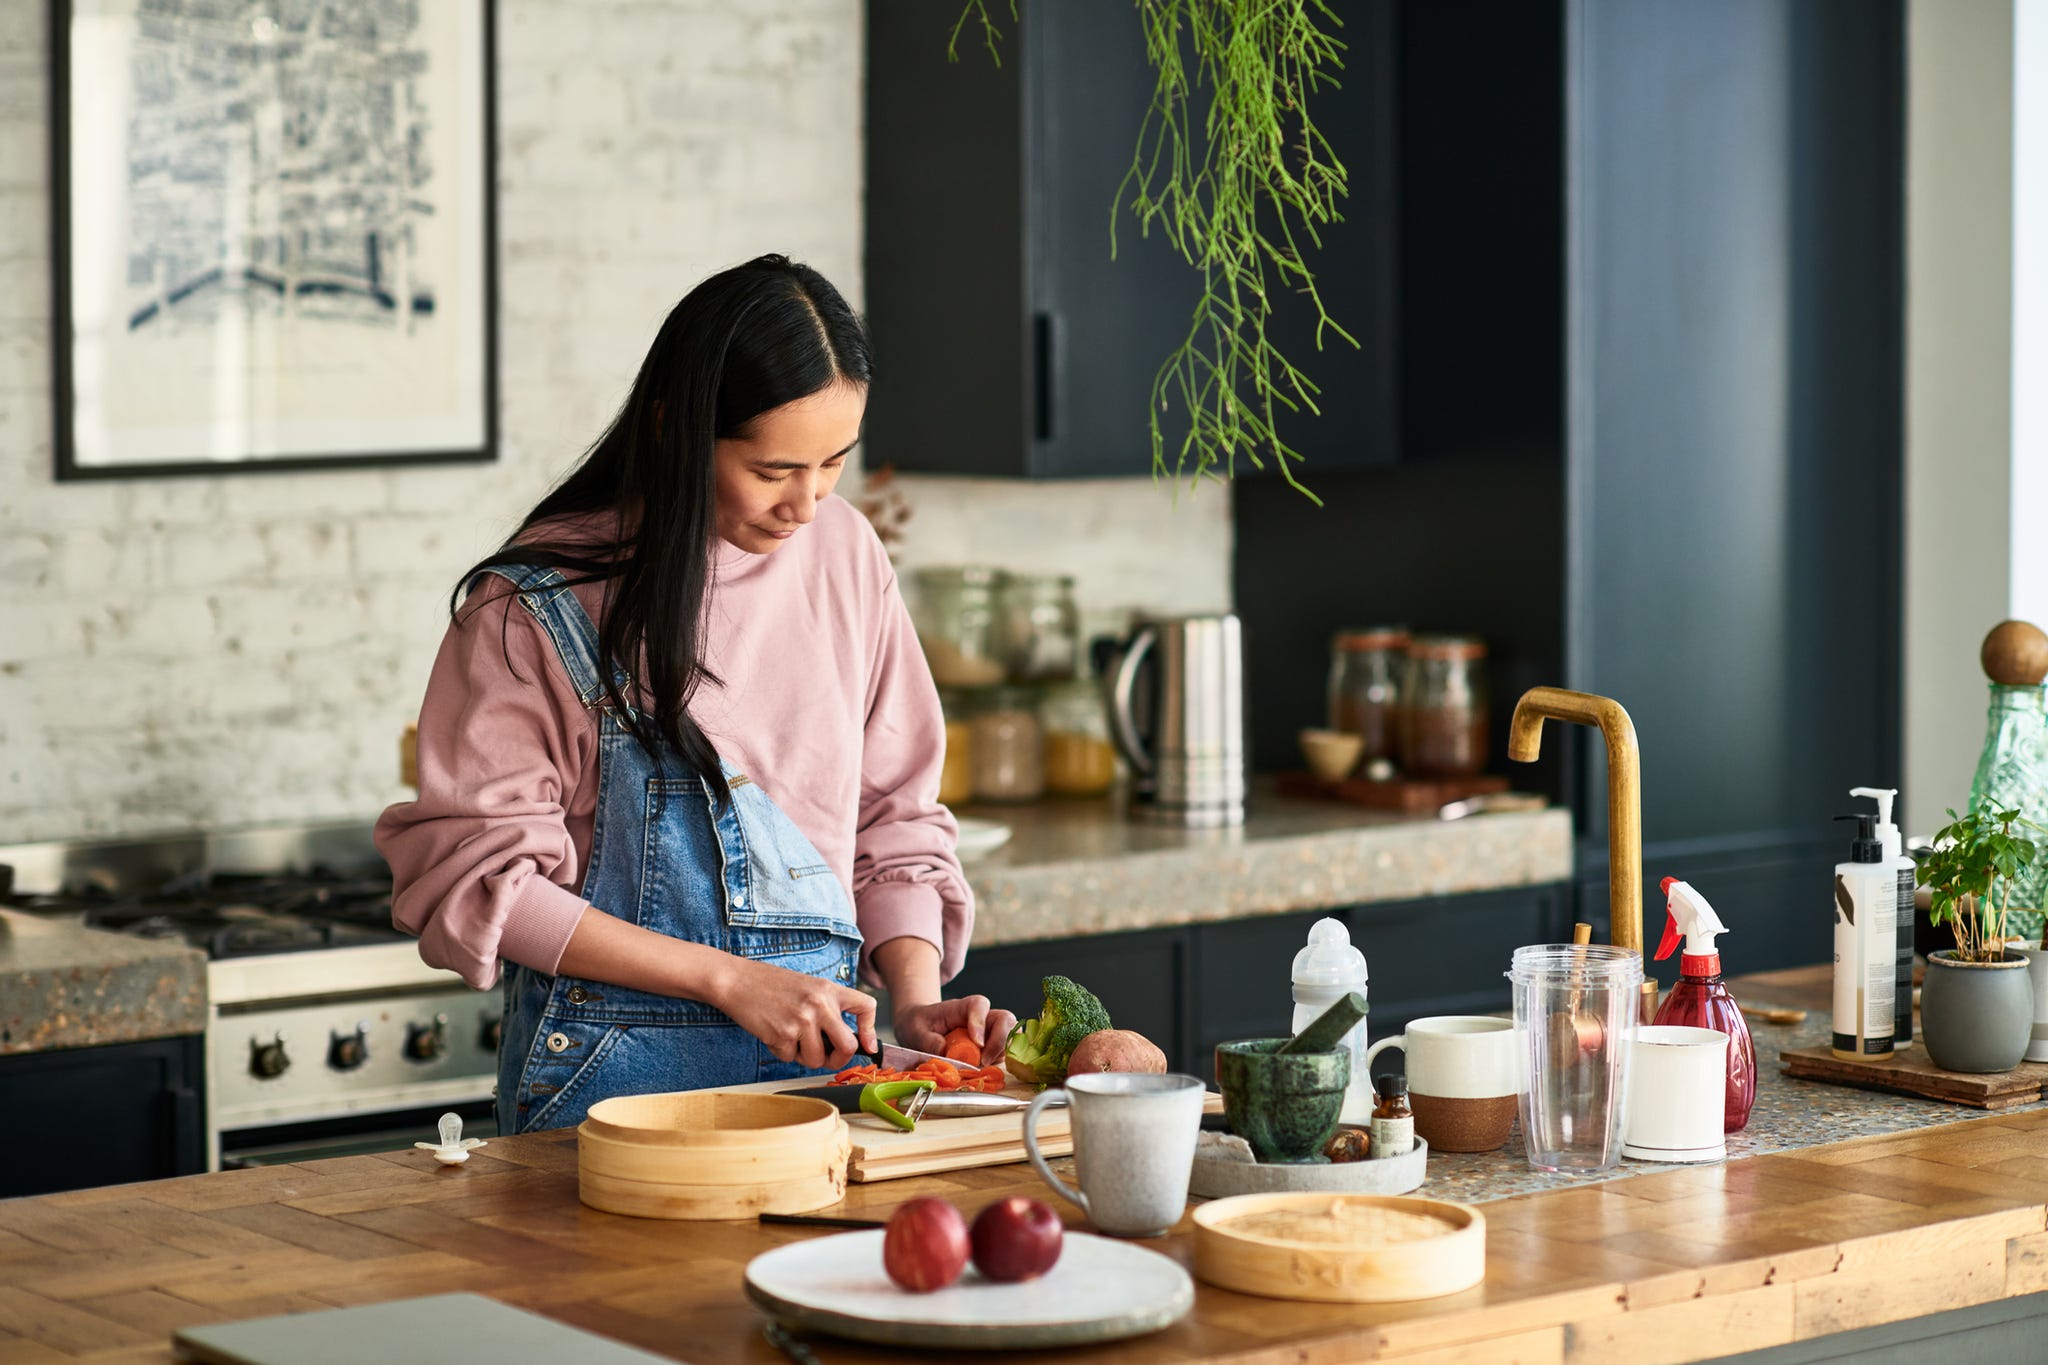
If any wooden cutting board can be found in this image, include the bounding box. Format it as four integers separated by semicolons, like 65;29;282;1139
1780;1045;2048;1109
709;1077;1224;1182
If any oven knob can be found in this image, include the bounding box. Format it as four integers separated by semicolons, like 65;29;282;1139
405;1014;448;1062
479;1013;502;1052
327;1023;369;1071
249;1034;290;1079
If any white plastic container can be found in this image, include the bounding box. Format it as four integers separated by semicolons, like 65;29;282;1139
1832;810;1896;1061
1621;1025;1729;1163
1292;918;1372;1123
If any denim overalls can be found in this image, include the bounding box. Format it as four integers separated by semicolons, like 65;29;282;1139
483;565;863;1135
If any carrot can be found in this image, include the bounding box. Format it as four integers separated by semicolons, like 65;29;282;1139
941;1026;982;1065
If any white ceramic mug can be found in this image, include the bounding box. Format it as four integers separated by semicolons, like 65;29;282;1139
1023;1072;1205;1238
1362;1016;1522;1152
1621;1025;1729;1163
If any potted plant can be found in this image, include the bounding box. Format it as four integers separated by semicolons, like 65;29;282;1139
1916;805;2040;1072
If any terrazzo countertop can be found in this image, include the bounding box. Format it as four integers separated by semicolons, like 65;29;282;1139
0;909;207;1055
956;778;1573;946
1372;965;2045;1204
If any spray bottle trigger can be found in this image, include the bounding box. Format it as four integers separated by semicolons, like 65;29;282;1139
1657;908;1683;962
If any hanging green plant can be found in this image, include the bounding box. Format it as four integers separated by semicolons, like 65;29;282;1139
951;0;1353;503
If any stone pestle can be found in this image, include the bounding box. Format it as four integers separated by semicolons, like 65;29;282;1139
1277;990;1369;1055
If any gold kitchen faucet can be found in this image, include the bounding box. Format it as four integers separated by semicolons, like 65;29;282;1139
1508;687;1660;1022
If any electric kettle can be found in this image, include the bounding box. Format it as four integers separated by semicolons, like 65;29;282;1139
1103;614;1247;827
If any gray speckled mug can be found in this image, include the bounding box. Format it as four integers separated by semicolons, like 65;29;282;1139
1023;1073;1205;1237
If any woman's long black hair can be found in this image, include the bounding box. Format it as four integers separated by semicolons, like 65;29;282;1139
453;253;871;795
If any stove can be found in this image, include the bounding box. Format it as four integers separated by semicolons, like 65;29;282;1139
0;823;500;1170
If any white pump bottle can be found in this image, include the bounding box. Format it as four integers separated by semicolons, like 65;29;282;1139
1850;786;1915;1048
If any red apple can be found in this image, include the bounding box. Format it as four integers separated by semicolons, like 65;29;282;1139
970;1196;1065;1283
883;1197;971;1293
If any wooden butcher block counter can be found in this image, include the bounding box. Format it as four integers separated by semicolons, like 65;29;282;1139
0;1097;2044;1364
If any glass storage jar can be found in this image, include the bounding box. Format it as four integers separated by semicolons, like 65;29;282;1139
970;685;1045;801
997;573;1080;681
1327;627;1408;769
936;688;975;807
1041;679;1116;796
913;567;1007;688
1402;636;1489;777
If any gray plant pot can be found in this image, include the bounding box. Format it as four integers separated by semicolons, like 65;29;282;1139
1920;949;2035;1074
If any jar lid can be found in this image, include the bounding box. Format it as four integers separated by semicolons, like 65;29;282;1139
1292;917;1369;987
1333;627;1409;652
1409;634;1487;661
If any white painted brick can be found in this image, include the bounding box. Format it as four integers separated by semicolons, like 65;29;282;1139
0;531;52;589
92;592;217;656
165;525;268;588
2;601;90;662
220;470;390;520
258;519;352;583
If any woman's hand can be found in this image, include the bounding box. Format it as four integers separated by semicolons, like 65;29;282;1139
894;996;1019;1069
712;956;879;1071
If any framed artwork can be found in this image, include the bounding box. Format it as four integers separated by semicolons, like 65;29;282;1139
51;1;497;479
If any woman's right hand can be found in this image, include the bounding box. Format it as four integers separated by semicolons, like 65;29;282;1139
713;956;879;1071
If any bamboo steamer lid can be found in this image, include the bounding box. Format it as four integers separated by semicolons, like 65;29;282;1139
1982;620;2048;686
578;1091;850;1220
1192;1192;1485;1302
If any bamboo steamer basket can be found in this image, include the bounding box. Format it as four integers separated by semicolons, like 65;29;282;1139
577;1091;850;1220
1192;1193;1485;1303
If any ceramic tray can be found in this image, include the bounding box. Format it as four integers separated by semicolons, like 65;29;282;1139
1190;1132;1428;1198
744;1229;1192;1350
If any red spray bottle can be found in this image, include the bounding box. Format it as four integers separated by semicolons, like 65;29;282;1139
1652;876;1757;1133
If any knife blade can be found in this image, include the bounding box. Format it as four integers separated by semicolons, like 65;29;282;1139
859;1041;961;1070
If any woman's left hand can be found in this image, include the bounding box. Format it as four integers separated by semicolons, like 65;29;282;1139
894;996;1018;1069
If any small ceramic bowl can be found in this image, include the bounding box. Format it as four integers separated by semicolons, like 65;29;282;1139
1214;1039;1350;1164
1299;728;1366;782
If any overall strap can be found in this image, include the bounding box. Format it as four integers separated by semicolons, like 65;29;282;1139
472;565;626;711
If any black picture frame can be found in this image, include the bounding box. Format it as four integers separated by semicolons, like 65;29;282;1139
49;1;498;480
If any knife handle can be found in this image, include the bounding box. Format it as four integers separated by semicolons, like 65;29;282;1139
784;1084;865;1113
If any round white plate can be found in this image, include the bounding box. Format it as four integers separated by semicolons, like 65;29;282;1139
745;1229;1192;1350
953;817;1013;861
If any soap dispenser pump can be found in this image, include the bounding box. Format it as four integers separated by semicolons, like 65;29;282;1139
1651;878;1757;1132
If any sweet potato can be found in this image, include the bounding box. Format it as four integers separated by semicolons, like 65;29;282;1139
1066;1029;1166;1076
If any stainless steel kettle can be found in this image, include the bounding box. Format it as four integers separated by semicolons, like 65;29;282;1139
1103;614;1247;827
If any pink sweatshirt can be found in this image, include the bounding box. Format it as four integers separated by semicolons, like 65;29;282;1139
374;496;972;992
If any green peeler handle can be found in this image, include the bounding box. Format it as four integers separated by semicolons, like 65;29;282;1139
860;1079;936;1131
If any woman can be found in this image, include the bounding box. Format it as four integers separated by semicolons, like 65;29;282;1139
376;253;1013;1135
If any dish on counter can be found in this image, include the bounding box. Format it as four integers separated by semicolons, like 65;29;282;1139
1192;1192;1485;1303
744;1228;1192;1349
954;817;1013;861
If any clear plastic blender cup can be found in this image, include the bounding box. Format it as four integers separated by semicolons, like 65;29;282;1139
1507;944;1643;1172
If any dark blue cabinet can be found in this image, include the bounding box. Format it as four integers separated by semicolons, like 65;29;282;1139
0;1035;204;1197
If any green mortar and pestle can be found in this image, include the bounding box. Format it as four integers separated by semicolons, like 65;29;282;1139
1214;991;1367;1164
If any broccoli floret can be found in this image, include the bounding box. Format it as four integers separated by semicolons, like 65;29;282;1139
1005;975;1112;1088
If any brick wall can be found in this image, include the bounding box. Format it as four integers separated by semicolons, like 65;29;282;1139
0;1;1229;843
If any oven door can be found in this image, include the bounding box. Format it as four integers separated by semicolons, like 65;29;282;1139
220;1097;498;1168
